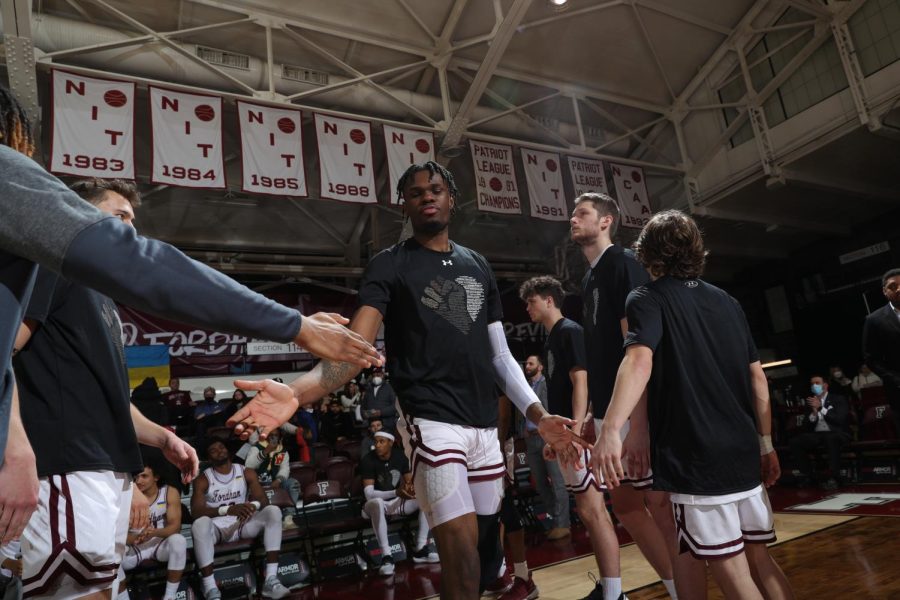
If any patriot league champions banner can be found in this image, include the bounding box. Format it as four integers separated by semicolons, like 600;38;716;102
470;140;521;215
567;156;609;197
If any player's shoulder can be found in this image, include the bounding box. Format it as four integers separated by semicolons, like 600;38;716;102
452;242;487;263
560;317;584;333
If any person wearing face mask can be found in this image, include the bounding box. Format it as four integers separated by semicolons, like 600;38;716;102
828;365;853;399
245;427;302;508
361;368;398;431
788;375;851;489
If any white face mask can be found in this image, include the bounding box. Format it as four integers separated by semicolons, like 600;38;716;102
372;377;383;387
833;371;843;379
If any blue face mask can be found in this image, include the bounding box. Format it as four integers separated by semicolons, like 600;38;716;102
811;383;823;396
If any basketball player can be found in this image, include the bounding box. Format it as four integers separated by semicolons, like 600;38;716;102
593;211;793;600
359;430;437;576
190;440;290;600
117;463;187;600
571;194;677;599
519;276;623;600
229;161;585;600
0;84;379;546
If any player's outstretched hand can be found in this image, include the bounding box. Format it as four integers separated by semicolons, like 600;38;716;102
296;312;382;368
538;414;591;469
0;447;39;544
228;379;299;440
761;451;781;488
592;428;625;490
129;484;150;531
162;432;200;484
621;421;650;480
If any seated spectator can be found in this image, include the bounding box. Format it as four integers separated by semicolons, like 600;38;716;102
118;463;187;600
340;380;361;415
359;417;384;459
789;374;851;489
361;368;398;431
319;398;356;446
852;364;883;394
231;389;249;412
131;377;167;426
163;377;194;428
0;540;21;600
828;365;853;398
359;432;437;576
244;427;302;508
194;386;232;442
191;440;290;600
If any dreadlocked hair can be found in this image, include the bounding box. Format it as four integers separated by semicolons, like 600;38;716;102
395;160;459;204
0;85;35;157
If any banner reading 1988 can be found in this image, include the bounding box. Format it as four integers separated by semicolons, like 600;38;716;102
315;113;376;204
470;140;521;215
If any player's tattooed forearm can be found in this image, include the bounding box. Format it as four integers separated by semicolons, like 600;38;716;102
319;360;357;392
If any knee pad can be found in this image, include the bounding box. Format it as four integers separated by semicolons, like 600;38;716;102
499;492;523;533
191;516;212;535
262;504;281;522
416;462;473;528
364;498;384;514
168;534;188;570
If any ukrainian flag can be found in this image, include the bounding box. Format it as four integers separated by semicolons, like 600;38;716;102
125;345;171;390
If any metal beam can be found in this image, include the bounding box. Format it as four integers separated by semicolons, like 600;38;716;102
284;60;431;101
783;169;899;201
630;2;676;100
395;0;438;43
692;205;850;235
440;0;533;150
832;20;872;126
2;0;40;151
415;0;468;93
517;0;623;32
288;200;349;247
635;0;732;36
468;91;561;128
737;44;778;175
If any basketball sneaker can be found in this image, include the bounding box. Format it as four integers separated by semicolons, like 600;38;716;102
497;573;539;599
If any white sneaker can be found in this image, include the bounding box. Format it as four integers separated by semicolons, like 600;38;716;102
261;576;290;599
379;556;395;576
203;588;222;600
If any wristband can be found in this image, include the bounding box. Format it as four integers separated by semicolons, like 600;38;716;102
250;501;261;510
759;434;774;455
218;506;228;516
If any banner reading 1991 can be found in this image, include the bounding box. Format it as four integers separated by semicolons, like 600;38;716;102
470;140;521;215
521;148;567;221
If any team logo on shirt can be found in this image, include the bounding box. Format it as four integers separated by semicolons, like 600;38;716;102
685;280;699;288
100;299;127;367
591;288;600;326
442;259;453;266
547;350;556;380
421;276;485;334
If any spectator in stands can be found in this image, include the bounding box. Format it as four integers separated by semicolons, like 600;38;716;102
789;374;851;489
244;427;302;508
828;365;853;399
852;363;882;394
522;355;570;540
360;431;437;576
340;380;361;414
863;268;900;435
131;377;167;426
361;367;398;431
194;386;232;442
319;398;355;446
163;377;195;431
118;463;187;600
0;540;21;600
231;389;249;411
360;417;384;459
191;440;290;600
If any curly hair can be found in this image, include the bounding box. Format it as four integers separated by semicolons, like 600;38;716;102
0;84;35;157
69;178;142;207
633;210;707;279
519;275;565;307
396;161;459;204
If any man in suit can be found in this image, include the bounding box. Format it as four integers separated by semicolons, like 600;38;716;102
789;375;851;489
863;268;900;436
361;367;399;431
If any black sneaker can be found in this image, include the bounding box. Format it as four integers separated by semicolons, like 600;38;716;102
411;544;439;563
580;573;626;600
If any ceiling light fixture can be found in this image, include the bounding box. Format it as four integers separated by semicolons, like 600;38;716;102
548;0;569;9
761;359;792;369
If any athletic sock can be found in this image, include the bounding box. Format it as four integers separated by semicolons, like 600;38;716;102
514;561;529;581
265;562;278;579
497;557;507;578
602;577;622;600
202;575;217;593
662;578;678;598
163;581;180;600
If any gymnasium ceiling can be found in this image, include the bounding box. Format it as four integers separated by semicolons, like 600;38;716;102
4;0;900;292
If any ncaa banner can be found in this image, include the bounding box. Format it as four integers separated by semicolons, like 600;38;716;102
50;70;135;179
521;148;567;222
470;140;521;215
383;124;435;204
237;101;307;197
314;113;376;203
567;156;609;197
609;163;653;229
149;86;225;189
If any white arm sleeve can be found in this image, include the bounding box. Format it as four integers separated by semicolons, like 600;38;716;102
488;321;541;417
363;485;397;501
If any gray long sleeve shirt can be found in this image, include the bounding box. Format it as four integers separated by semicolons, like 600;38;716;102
0;145;301;466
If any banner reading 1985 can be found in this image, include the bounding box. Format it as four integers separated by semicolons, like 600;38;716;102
237;101;307;197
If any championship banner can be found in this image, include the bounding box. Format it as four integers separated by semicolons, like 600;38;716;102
470;140;521;215
383;125;435;204
609;163;653;229
237;101;307;196
567;156;609;196
314;113;376;203
50;70;135;179
521;148;567;221
149;86;225;188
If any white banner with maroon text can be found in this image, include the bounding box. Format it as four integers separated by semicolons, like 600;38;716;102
521;148;567;221
50;70;136;179
237;101;307;197
383;125;435;204
470;140;521;215
609;163;653;229
149;87;225;188
315;113;376;203
567;156;609;197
